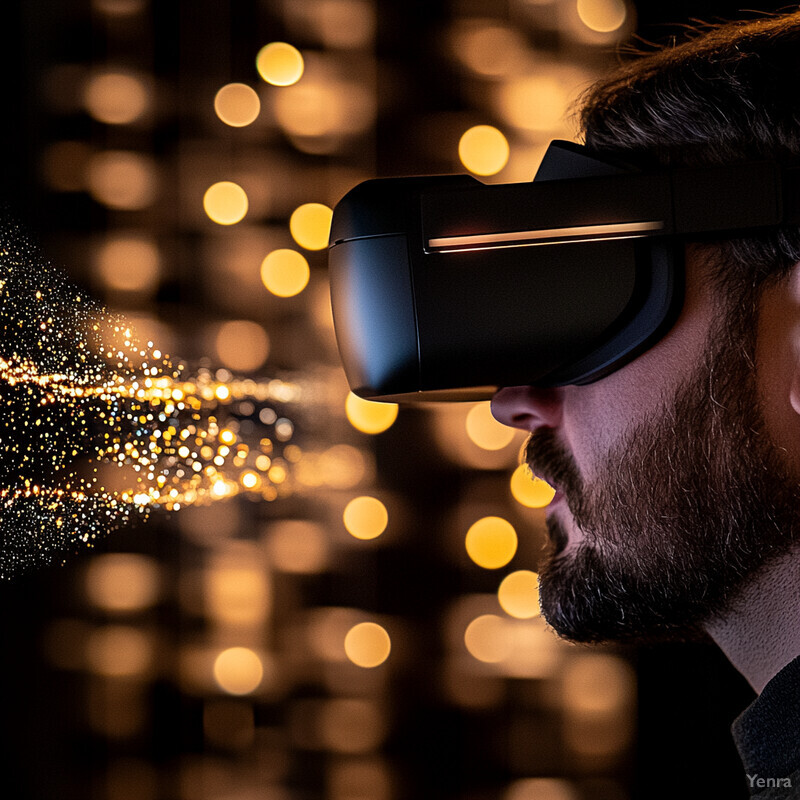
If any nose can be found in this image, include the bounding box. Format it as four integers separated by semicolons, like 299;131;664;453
490;385;564;431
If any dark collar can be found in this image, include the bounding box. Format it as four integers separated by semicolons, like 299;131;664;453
732;654;800;779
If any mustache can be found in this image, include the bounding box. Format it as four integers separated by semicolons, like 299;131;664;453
524;429;584;500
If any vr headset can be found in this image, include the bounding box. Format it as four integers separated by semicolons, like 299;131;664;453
328;139;800;402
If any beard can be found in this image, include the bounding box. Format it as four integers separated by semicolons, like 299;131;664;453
527;293;800;644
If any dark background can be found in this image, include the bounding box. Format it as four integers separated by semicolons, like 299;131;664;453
0;2;790;799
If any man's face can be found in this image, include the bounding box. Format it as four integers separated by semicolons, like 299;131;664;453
491;247;800;643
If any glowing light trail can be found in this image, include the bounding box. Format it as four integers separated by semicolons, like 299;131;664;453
0;221;302;577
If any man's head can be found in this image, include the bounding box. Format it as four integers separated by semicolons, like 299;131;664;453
491;12;800;644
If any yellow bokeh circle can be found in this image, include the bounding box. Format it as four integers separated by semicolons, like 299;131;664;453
290;202;334;250
84;72;149;124
260;249;310;297
87;151;157;210
214;82;261;127
576;0;627;33
203;181;248;225
458;125;510;176
213;646;263;695
498;570;540;619
510;464;556;508
343;496;388;540
214;319;270;372
465;516;518;569
345;391;398;434
465;401;516;450
256;42;305;86
344;622;391;668
464;614;510;663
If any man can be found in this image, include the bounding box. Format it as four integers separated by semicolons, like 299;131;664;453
490;12;800;798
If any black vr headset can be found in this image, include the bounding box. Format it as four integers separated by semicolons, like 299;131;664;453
328;139;800;403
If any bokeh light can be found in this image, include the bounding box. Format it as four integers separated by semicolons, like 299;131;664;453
453;23;528;78
87;151;157;209
464;614;510;663
316;444;369;489
576;0;627;33
87;625;153;677
562;654;634;715
214;319;270;372
265;520;329;574
273;77;375;140
85;553;160;612
345;392;398;434
313;0;376;49
260;248;310;297
497;74;570;133
95;235;161;293
213;647;264;695
289;202;333;250
84;71;149;124
203;181;249;225
328;760;392;800
343;496;388;540
344;622;391;668
214;82;261;127
458;125;509;176
505;778;579;800
308;608;361;662
319;699;387;753
465;402;516;450
465;516;518;569
256;42;305;86
205;555;270;627
498;570;540;619
510;464;556;508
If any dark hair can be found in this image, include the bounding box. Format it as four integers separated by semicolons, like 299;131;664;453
580;12;800;293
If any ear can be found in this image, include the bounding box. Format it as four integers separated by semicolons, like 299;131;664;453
782;263;800;418
791;370;800;417
791;367;800;417
754;261;800;444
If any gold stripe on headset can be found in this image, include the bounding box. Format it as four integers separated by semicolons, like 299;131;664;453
427;220;664;250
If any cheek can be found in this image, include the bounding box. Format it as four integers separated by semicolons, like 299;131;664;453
562;374;649;461
561;358;673;473
560;271;717;472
